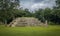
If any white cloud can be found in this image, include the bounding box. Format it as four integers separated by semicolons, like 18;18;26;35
31;0;56;10
20;0;56;11
31;3;45;9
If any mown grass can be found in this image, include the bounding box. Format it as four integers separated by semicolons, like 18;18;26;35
0;25;60;36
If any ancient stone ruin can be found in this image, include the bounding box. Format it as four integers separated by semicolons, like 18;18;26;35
8;17;48;27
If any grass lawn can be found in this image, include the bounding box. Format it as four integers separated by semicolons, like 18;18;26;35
0;25;60;36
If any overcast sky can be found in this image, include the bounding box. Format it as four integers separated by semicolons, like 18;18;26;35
20;0;56;11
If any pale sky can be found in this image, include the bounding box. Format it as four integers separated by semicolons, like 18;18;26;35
20;0;56;11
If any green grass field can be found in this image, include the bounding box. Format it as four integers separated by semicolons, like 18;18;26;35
0;25;60;36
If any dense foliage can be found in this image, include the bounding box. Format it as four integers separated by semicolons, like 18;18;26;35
0;0;20;24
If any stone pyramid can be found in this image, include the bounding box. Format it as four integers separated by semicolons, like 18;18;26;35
8;17;47;27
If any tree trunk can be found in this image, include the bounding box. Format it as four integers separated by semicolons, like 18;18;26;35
45;20;48;27
5;19;7;27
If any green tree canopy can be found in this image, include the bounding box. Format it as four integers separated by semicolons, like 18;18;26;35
0;0;20;24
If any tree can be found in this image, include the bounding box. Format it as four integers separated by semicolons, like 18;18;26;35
44;8;52;20
51;0;60;24
50;9;60;24
24;8;33;17
34;9;46;23
0;0;20;24
56;0;60;9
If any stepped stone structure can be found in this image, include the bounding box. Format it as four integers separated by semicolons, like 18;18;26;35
8;17;48;27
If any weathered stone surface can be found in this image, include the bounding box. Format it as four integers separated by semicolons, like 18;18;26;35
8;17;47;27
